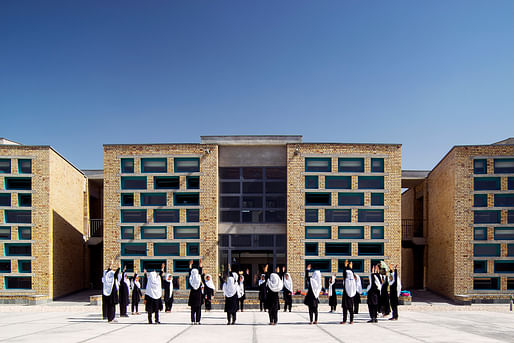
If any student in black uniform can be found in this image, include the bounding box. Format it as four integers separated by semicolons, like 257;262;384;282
282;269;293;312
354;273;362;314
118;266;130;317
266;268;283;325
328;275;337;312
131;270;142;315
378;268;391;317
102;259;120;323
304;264;321;324
389;265;401;320
223;264;239;325
204;274;215;311
366;264;382;323
160;263;174;312
258;274;267;312
237;274;246;312
188;259;204;325
340;260;356;325
144;268;162;324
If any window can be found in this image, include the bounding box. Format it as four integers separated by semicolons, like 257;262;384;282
141;260;166;273
187;243;199;256
141;158;167;173
174;158;200;173
474;244;500;257
187;176;199;189
305;176;318;189
154;176;179;189
121;227;134;239
371;193;384;206
121;243;147;256
494;159;514;173
121;209;147;223
141;227;166;239
338;226;364;239
0;261;10;273
141;193;167;206
5;244;31;256
508;278;514;290
154;243;179;256
325;243;351;256
474;194;488;207
186;209;199;222
473;277;499;290
358;209;384;222
494;261;514;273
0;227;10;240
305;209;318;223
5;277;31;289
474;260;487;273
242;196;263;208
474;227;487;240
473;159;487;174
494;194;514;207
325;209;351;222
231;235;252;247
121;193;134;206
0;159;10;173
509;244;514;256
325;176;351;189
371;158;384;173
243;167;263;179
474;210;500;224
121;260;134;272
305;193;331;206
305;158;331;172
358;243;384;256
305;226;331;239
266;196;285;208
494;228;514;240
121;176;147;190
338;158;364;172
174;226;199;239
5;210;31;223
18;260;31;273
220;211;239;222
18;194;31;207
220;167;240;179
371;226;384;239
121;158;134;173
266;181;286;193
174;193;199;206
153;209;179;223
18;160;31;174
474;177;500;191
305;260;331;272
509;210;514;224
5;178;31;190
0;194;10;206
18;227;31;240
243;182;262;193
173;259;199;273
221;182;240;193
338;193;364;206
338;259;364;272
305;243;318;256
358;176;384;189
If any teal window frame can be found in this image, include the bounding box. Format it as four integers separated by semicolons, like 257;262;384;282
153;176;180;190
120;243;147;256
338;193;364;206
371;193;384;206
174;158;200;173
305;209;318;223
174;226;200;239
120;158;134;173
305;158;331;172
473;227;487;240
473;277;500;290
473;194;488;207
154;209;180;223
186;176;200;189
305;175;319;189
305;242;318;256
140;193;167;206
474;260;487;273
0;227;10;240
338;158;364;173
305;226;331;239
473;244;500;257
474;210;501;224
371;158;384;173
5;243;31;256
508;244;514;256
18;193;31;207
338;226;364;239
0;260;10;273
173;259;199;273
120;209;147;223
358;209;384;222
494;261;514;273
473;159;487;174
0;194;10;207
304;260;331;272
509;177;514;190
474;177;500;191
5;276;31;289
121;176;147;190
174;193;200;206
371;226;384;239
121;260;134;272
325;176;351;189
18;227;31;240
121;226;135;240
305;192;331;206
494;194;514;207
186;243;200;256
186;209;199;223
141;260;166;273
339;259;364;272
494;227;514;240
0;159;11;173
121;193;134;206
141;226;166;239
5;210;31;224
358;176;384;189
4;177;31;190
325;209;351;222
358;243;384;256
17;159;31;174
325;243;351;256
18;260;31;273
154;243;180;256
494;158;514;174
141;158;167;173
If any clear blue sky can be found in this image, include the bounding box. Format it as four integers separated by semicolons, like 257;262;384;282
1;1;513;170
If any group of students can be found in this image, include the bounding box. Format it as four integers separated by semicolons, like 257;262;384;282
102;259;401;326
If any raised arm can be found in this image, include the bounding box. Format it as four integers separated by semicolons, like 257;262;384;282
305;264;311;287
188;260;193;277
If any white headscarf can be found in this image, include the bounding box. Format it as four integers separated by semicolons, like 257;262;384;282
123;275;131;290
223;275;238;298
366;273;382;292
237;275;245;298
102;270;115;296
131;277;141;290
310;270;322;299
189;268;202;290
258;274;266;286
205;274;215;290
355;274;362;294
165;273;174;296
267;273;284;293
283;273;293;293
328;275;336;297
344;269;357;297
389;271;402;297
145;271;162;300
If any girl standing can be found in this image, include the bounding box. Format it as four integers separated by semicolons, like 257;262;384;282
223;264;239;325
266;272;283;325
366;264;382;323
118;266;130;317
389;265;401;320
102;259;120;323
237;274;246;312
258;274;267;312
130;271;142;315
204;274;215;311
188;260;204;325
341;261;356;324
161;263;174;313
282;272;293;312
144;268;162;324
303;264;321;324
328;275;337;312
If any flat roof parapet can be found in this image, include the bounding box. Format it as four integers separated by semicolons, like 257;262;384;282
201;135;303;145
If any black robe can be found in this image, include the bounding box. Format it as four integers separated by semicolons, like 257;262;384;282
224;276;239;313
258;280;267;302
303;270;320;308
161;272;174;302
188;267;204;307
378;275;391;315
367;273;380;306
119;272;130;307
341;267;355;310
389;269;399;306
104;268;120;307
131;277;142;305
328;282;337;307
265;285;280;312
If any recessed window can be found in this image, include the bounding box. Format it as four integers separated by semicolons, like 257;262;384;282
494;228;514;240
174;158;200;173
494;159;514;173
220;167;240;179
18;160;31;174
5;244;31;256
305;242;318;256
266;181;286;193
325;209;351;222
325;243;351;256
358;243;384;256
338;193;364;206
0;260;10;273
473;159;487;174
154;176;179;189
154;209;179;223
339;259;364;272
141;226;166;239
358;176;384;189
305;226;331;239
474;194;488;207
0;159;11;173
371;193;384;206
338;226;364;239
141;193;167;206
508;177;514;190
305;260;331;272
187;243;199;256
186;209;200;222
18;227;31;240
242;196;263;208
325;176;351;189
473;277;499;290
121;209;147;223
121;193;134;206
494;194;514;207
371;158;384;173
141;158;167;173
5;277;31;289
121;177;147;190
0;194;10;206
474;177;500;191
266;196;285;208
18;260;31;273
509;278;514;290
243;182;262;193
174;193;199;206
121;243;147;256
371;226;384;239
266;167;286;179
154;243;179;256
121;260;134;272
121;158;134;173
0;227;10;240
243;167;263;179
474;260;487;273
473;227;487;240
220;211;239;222
242;209;263;223
508;244;514;256
474;210;501;224
305;158;331;172
474;244;500;257
494;261;514;273
220;182;240;193
358;209;384;222
338;158;364;173
187;176;200;189
18;194;31;207
173;260;198;273
142;260;166;272
509;211;514;224
305;209;318;223
305;176;318;189
5;178;31;190
174;226;200;239
305;193;331;206
121;227;134;239
5;210;31;224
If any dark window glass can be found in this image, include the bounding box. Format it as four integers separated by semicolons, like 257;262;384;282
494;194;514;207
5;244;31;256
305;209;318;222
174;158;200;173
242;209;263;223
265;210;285;223
0;227;10;239
474;177;500;191
121;227;134;239
141;227;166;239
5;277;31;289
242;196;263;208
338;193;364;206
5;178;31;190
338;226;364;239
18;159;31;174
358;243;384;256
0;194;10;206
0;260;10;272
474;227;487;240
186;209;200;222
494;159;514;173
154;243;179;256
474;260;487;273
494;261;514;273
219;168;240;179
305;158;331;172
305;243;318;256
509;177;514;190
510;211;514;224
325;209;351;222
266;167;286;179
121;243;146;256
18;260;31;273
18;227;31;240
154;209;179;223
141;193;167;206
474;194;488;207
509;278;514;290
325;176;351;189
121;260;134;272
221;211;239;222
219;234;229;247
0;159;10;173
221;196;239;208
121;177;147;190
5;210;31;223
473;159;487;174
141;260;166;274
266;196;285;208
371;193;384;206
121;210;147;223
187;176;200;189
257;235;274;247
325;243;351;256
358;209;384;222
509;244;514;256
305;226;331;239
371;226;384;239
174;193;199;206
276;234;286;247
153;176;179;189
174;226;199;239
242;167;262;179
494;228;514;240
371;158;384;173
243;182;263;193
141;158;167;173
18;194;31;207
473;244;500;257
231;235;252;247
358;176;384;189
305;176;318;189
305;260;331;272
187;243;200;256
121;158;134;173
121;193;134;206
338;158;364;172
221;182;240;193
305;193;331;206
173;260;198;273
266;181;286;193
473;278;499;290
338;259;364;272
474;211;500;224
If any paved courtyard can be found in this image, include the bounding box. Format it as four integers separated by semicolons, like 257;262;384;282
0;303;513;343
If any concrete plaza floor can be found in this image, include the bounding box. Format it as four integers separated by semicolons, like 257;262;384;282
0;303;513;343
